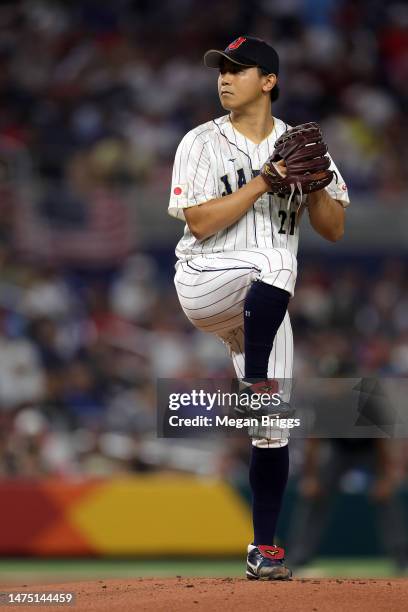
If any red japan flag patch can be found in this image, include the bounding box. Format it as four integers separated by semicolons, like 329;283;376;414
173;186;183;195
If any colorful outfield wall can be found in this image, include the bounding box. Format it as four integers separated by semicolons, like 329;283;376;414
0;475;252;556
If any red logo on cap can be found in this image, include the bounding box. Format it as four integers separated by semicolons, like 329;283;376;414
227;37;247;50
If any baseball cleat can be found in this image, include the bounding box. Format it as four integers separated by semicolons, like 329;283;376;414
235;379;295;419
246;544;292;580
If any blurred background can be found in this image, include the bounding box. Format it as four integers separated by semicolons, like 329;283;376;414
0;0;408;581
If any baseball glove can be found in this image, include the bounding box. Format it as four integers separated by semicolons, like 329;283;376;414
260;122;334;197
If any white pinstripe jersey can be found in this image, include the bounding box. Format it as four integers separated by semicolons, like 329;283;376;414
168;114;350;262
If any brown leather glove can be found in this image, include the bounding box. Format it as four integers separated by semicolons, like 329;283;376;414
261;122;334;196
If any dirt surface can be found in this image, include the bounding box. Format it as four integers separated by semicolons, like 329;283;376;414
1;577;408;611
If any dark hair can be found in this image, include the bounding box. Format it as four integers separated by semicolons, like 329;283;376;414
258;68;279;102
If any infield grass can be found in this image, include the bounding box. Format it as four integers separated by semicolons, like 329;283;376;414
0;558;404;583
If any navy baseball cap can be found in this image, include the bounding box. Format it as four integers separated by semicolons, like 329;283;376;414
204;36;279;76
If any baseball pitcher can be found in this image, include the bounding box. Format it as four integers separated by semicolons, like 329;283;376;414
168;35;350;580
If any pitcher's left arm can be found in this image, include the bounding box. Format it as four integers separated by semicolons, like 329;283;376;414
307;190;345;242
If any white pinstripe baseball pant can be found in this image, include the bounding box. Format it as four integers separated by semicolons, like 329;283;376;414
174;248;296;447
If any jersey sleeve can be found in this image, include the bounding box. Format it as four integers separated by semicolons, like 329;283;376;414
168;131;216;221
323;155;350;207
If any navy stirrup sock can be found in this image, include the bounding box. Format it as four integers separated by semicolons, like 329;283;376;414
244;281;290;380
249;445;289;546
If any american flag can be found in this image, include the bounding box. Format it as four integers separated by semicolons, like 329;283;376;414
14;187;135;266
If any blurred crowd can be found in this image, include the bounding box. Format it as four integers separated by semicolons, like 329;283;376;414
0;0;407;203
1;246;408;478
0;0;408;481
1;1;408;569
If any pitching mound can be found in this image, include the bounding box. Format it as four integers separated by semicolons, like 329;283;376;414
2;577;408;611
